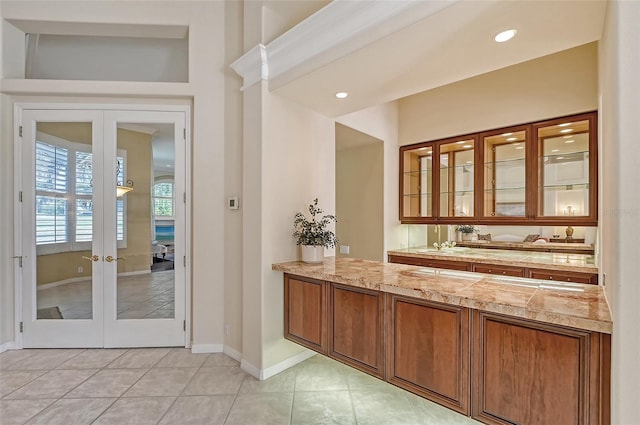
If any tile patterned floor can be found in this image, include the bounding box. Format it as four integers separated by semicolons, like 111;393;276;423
0;348;481;425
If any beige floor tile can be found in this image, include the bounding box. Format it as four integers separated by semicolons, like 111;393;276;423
106;347;171;369
183;367;246;396
123;367;198;397
5;349;85;371
26;398;115;425
0;370;47;398
225;392;293;425
4;369;98;399
56;349;128;369
0;399;55;425
350;389;424;425
291;391;355;425
202;353;239;367
65;368;147;398
294;361;349;392
92;397;175;425
239;369;296;394
159;395;235;425
155;348;209;368
0;350;39;370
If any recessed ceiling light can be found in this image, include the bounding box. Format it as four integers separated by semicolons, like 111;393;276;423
502;132;512;136
335;92;349;99
466;160;472;164
552;149;560;152
564;140;575;144
494;29;517;43
515;146;524;150
558;123;572;127
507;137;518;141
457;141;465;144
560;129;573;133
417;147;428;151
463;145;472;148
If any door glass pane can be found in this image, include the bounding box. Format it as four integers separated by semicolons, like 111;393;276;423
116;124;175;319
537;119;590;217
35;122;94;320
439;139;474;217
402;146;433;218
483;131;527;217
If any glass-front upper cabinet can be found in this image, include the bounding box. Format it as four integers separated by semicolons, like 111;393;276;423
481;126;530;220
439;139;475;218
533;112;597;224
400;144;433;221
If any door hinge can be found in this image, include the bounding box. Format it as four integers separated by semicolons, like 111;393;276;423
19;191;23;202
19;126;23;137
183;320;186;331
19;322;23;333
183;192;186;203
183;256;186;267
13;256;23;268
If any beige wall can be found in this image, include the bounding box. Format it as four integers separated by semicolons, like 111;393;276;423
599;2;640;423
0;1;227;349
399;43;598;145
336;134;384;262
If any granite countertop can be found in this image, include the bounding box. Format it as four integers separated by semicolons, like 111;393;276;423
272;257;611;334
455;240;594;253
388;247;598;273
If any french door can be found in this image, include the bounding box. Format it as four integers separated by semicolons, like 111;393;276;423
18;107;188;348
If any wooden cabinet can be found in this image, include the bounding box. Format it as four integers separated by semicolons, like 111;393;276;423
472;311;610;425
528;268;598;285
399;112;597;225
387;255;472;271
284;275;327;354
329;283;385;377
472;263;525;277
387;295;470;415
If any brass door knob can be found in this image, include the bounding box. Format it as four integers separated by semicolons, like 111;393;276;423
105;256;125;262
82;255;99;262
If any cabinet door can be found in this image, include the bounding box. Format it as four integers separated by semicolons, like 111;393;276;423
472;263;525;277
387;296;470;415
528;268;598;285
480;125;530;221
329;284;384;377
533;112;597;225
284;274;326;353
472;311;609;425
439;138;476;218
400;144;434;222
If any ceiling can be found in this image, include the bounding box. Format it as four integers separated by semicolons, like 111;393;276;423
269;0;607;118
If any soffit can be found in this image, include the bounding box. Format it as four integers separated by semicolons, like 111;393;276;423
263;0;607;118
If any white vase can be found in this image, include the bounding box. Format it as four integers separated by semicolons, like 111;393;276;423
301;245;324;263
461;233;473;241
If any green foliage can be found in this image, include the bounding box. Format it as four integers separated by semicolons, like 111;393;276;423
293;199;338;248
455;224;478;234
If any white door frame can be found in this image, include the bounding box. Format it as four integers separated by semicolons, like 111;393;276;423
13;102;192;349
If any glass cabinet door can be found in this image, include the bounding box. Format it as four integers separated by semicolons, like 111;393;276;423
482;128;528;218
401;145;433;219
439;139;474;218
535;114;595;220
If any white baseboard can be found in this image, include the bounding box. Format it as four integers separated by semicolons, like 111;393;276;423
191;344;223;354
241;349;316;380
223;345;242;362
38;270;151;291
0;341;17;353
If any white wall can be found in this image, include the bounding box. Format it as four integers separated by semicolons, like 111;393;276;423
0;1;228;350
399;43;598;145
599;1;640;423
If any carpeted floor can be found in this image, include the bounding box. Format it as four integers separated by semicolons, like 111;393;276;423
37;306;63;319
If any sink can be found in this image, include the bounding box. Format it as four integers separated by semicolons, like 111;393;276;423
439;247;470;253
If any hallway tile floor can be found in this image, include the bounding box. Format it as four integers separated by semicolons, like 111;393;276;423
0;348;481;425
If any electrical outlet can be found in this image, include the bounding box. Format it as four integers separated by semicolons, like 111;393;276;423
78;266;83;273
225;324;230;336
339;245;350;255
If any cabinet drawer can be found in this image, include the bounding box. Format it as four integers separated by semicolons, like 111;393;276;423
472;263;525;277
388;255;471;271
529;268;598;285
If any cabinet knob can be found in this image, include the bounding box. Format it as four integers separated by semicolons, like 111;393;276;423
502;271;506;275
549;276;553;280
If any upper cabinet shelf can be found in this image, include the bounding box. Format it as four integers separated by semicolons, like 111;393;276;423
399;112;597;225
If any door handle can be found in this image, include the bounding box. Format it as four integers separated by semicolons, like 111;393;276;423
105;256;126;262
82;255;100;262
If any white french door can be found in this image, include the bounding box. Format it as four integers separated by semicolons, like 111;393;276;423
18;107;188;348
